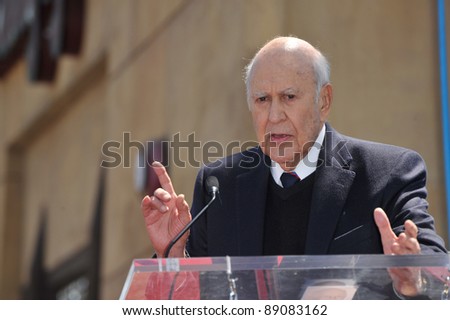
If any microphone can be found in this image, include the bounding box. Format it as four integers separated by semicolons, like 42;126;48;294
163;175;219;258
205;175;219;196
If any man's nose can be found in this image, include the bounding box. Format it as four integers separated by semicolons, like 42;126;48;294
268;100;286;123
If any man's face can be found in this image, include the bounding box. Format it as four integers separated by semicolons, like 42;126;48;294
248;51;331;170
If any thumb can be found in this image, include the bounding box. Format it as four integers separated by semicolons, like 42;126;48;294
374;207;397;255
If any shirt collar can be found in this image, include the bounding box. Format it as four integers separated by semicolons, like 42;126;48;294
270;125;325;187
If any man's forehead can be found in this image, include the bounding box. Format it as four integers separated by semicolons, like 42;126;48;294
250;53;314;80
249;65;315;89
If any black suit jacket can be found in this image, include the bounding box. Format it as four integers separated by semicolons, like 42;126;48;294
187;124;447;257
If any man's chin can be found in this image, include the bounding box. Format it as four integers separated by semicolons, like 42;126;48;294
267;154;301;169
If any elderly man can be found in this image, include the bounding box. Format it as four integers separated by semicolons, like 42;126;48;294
141;37;447;298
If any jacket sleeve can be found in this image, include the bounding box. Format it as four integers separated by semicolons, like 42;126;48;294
381;150;447;253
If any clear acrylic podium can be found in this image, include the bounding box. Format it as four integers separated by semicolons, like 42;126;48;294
120;254;450;300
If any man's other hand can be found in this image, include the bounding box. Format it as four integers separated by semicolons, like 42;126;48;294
374;207;423;297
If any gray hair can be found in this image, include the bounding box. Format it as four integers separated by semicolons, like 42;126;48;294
243;45;330;105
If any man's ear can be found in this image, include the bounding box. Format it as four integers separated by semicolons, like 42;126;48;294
319;84;333;118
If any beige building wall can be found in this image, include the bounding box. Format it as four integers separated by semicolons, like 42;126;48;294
0;0;448;299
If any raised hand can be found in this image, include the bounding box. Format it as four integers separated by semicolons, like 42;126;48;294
141;161;191;257
374;207;423;297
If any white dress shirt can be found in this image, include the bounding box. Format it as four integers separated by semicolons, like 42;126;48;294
270;125;325;187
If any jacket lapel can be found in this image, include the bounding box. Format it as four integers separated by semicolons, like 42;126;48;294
305;125;356;254
236;148;270;256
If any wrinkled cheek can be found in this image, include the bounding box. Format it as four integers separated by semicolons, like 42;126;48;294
251;113;267;143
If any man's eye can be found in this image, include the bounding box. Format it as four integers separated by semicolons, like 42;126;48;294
286;94;295;100
257;96;268;102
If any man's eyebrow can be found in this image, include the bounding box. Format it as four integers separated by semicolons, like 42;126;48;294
252;91;268;97
281;88;299;94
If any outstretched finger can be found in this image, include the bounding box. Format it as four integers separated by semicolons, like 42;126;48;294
152;161;176;195
374;207;397;255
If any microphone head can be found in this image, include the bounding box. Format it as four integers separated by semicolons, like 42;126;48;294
205;176;219;195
